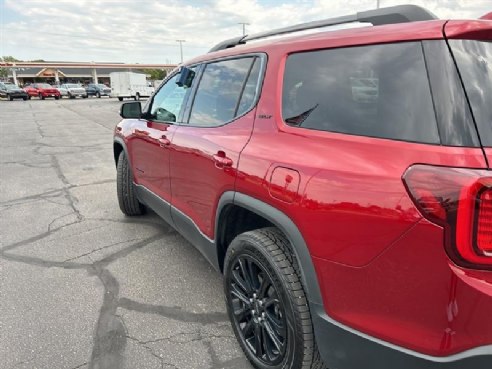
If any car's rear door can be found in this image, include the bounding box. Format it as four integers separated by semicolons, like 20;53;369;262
169;55;263;262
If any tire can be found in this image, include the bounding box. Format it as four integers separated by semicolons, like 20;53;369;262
83;95;88;99
116;151;145;216
23;97;27;101
39;93;45;100
96;92;101;98
118;97;123;101
55;96;60;100
8;94;13;101
224;228;326;369
28;95;31;100
69;93;75;99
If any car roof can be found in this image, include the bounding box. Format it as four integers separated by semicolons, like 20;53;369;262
188;20;444;63
186;19;489;65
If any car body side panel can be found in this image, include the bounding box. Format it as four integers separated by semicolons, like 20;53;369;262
314;220;492;357
236;48;487;267
234;47;490;356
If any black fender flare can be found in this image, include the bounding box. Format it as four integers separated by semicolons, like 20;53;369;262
215;191;323;305
113;136;129;167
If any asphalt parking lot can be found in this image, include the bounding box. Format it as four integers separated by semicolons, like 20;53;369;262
0;98;252;369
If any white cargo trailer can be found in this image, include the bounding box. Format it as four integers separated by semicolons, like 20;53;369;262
110;72;154;101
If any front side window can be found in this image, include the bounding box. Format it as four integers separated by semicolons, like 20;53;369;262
282;42;440;144
150;71;193;123
188;57;256;127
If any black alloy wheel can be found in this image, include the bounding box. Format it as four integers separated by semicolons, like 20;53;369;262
229;254;287;366
224;228;326;369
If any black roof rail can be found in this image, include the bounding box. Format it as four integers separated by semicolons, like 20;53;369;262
209;4;437;52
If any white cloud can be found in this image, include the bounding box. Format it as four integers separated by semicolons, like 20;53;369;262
0;0;490;63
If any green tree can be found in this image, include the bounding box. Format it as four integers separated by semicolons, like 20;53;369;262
0;56;21;79
2;56;20;62
145;69;167;80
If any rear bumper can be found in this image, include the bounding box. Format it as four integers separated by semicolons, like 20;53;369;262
7;92;28;98
311;302;492;369
68;91;86;96
41;92;61;97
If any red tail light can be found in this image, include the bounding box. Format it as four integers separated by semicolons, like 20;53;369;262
403;165;492;269
477;189;492;254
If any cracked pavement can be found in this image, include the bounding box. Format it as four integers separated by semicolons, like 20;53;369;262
0;98;252;369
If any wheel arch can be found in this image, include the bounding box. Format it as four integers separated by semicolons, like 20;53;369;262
113;136;129;168
215;191;323;305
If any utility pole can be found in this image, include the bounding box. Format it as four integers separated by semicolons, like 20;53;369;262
176;39;186;63
238;22;250;36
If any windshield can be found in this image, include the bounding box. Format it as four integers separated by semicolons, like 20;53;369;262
97;84;107;88
38;83;52;88
5;84;20;90
66;84;82;88
450;40;492;145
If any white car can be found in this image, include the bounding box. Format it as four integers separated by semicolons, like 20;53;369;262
60;83;87;99
55;85;69;98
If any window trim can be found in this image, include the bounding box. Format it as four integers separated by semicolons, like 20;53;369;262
279;41;443;146
182;52;267;128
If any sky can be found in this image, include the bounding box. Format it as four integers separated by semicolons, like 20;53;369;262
0;0;490;64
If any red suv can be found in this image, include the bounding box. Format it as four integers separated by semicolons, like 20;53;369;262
113;5;492;369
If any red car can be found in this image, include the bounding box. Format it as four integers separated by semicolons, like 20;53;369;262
113;5;492;369
24;83;61;100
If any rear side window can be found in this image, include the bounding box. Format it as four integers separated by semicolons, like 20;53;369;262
282;42;440;144
188;57;255;127
449;40;492;146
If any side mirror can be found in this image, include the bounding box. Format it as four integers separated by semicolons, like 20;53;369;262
176;66;195;88
120;102;142;119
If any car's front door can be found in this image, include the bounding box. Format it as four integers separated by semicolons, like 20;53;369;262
128;72;194;223
169;56;263;254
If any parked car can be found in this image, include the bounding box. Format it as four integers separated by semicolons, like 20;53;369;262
86;83;112;98
0;82;29;100
113;5;492;369
24;83;61;100
59;83;87;99
55;85;69;98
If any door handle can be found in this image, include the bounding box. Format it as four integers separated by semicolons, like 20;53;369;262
158;135;171;147
213;151;233;168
